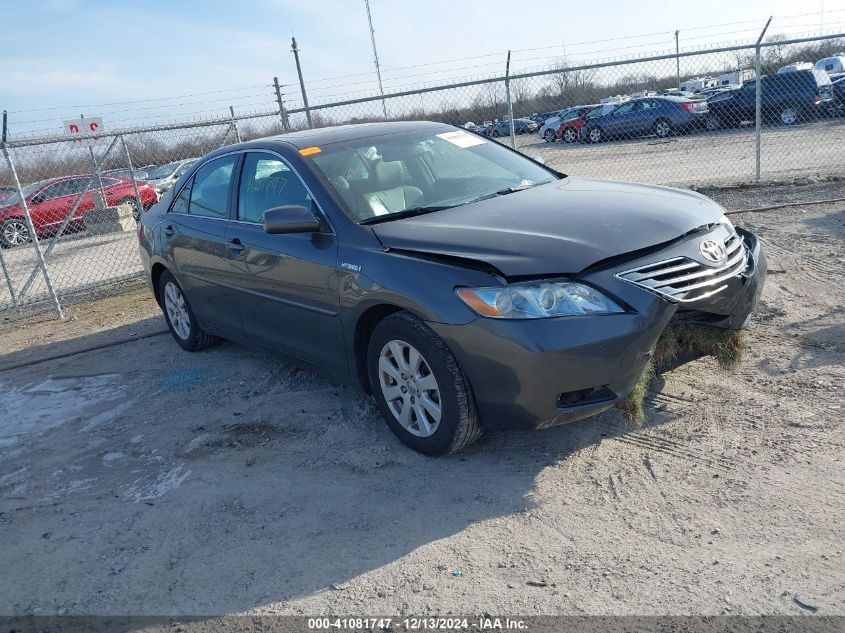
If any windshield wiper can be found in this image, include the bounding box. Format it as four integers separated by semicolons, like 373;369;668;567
463;181;542;205
359;205;452;225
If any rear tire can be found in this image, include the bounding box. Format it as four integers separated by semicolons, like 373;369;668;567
367;311;482;455
780;106;799;125
157;270;218;352
118;197;142;221
587;126;604;143
544;129;556;142
705;115;722;131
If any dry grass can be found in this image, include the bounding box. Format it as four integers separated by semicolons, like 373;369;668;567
617;324;748;422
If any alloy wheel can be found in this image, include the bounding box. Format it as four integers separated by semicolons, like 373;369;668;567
655;120;671;137
378;339;442;437
2;219;30;247
163;281;191;340
780;107;798;125
588;128;602;142
544;129;556;142
563;128;577;143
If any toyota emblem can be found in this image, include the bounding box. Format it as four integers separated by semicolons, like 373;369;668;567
699;239;727;263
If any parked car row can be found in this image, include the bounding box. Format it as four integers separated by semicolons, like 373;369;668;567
464;118;539;138
0;175;158;248
529;67;838;146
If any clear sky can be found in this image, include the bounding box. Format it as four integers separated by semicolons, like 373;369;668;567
1;0;843;135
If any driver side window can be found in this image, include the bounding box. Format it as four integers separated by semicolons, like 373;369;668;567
238;153;312;224
613;102;637;115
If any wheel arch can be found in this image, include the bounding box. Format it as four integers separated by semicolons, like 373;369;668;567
149;261;170;308
352;303;408;393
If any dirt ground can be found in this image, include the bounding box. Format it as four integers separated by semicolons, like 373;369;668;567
0;182;843;617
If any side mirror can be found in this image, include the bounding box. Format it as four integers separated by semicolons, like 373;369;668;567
261;204;320;234
30;194;46;205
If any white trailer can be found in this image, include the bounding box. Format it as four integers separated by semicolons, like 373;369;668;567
717;70;754;86
777;62;814;74
815;55;845;74
679;77;718;93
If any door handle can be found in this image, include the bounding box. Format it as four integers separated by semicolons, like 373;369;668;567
163;224;175;237
228;238;245;254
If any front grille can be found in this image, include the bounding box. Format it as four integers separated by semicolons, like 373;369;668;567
616;232;748;303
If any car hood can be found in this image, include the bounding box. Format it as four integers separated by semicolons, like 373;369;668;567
370;177;724;276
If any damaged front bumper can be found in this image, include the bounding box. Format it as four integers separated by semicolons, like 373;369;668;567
429;227;766;431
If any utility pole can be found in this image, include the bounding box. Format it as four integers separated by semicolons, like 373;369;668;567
291;37;313;129
273;76;291;132
675;30;681;88
229;106;242;143
363;0;388;118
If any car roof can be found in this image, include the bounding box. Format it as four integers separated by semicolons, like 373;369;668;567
258;120;454;150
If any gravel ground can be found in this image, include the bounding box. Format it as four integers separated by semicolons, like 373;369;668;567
0;182;843;617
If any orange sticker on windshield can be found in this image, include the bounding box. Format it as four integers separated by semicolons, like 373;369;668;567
299;146;321;156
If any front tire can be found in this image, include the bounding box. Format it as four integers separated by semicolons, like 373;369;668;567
587;126;604;143
367;311;482;455
158;270;218;352
544;129;556;142
654;118;672;138
562;127;578;143
0;217;31;248
705;115;722;131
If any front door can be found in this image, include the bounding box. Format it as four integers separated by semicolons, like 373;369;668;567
225;151;345;373
161;153;242;335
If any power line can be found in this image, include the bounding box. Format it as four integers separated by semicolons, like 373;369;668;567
7;84;277;115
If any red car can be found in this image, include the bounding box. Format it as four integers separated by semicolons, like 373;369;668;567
556;105;600;143
0;175;157;248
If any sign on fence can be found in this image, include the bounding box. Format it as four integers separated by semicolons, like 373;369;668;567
63;117;105;145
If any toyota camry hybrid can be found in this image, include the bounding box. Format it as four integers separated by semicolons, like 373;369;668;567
138;121;766;455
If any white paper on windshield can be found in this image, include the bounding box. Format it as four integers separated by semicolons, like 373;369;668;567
436;131;487;148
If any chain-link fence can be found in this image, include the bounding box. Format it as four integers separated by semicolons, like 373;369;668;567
1;33;843;319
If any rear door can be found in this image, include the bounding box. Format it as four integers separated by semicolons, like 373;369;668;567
225;151;345;372
161;153;242;334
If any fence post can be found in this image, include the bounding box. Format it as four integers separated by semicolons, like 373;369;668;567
0;110;15;307
291;37;313;128
505;50;516;149
273;76;291;133
17;135;121;300
119;134;145;221
675;30;681;87
755;17;772;183
1;144;64;319
0;246;15;307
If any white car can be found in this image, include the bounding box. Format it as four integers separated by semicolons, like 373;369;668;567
144;159;197;195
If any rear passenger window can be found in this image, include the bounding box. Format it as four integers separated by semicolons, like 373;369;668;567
188;155;237;218
171;179;192;215
238;153;312;224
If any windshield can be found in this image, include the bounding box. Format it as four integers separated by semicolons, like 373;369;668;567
145;162;182;180
308;128;559;223
0;180;46;208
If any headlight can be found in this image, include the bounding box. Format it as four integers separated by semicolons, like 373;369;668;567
456;281;624;319
719;214;735;233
